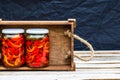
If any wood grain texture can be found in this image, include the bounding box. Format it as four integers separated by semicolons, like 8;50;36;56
0;65;73;71
0;21;70;25
0;19;76;71
0;51;120;79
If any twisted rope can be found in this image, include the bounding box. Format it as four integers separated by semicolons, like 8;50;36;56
64;30;94;61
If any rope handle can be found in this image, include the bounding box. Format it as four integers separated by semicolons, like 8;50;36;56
64;30;94;61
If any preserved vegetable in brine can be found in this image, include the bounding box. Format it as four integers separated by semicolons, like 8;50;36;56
26;28;49;67
2;29;25;67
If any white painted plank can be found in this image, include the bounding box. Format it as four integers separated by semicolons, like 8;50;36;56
0;51;120;80
74;53;120;57
75;50;120;54
74;51;120;69
75;60;120;64
0;69;120;79
74;56;120;61
74;51;120;57
0;69;120;75
76;64;120;69
0;73;120;80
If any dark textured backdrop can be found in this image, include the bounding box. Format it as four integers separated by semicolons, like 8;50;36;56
0;0;120;50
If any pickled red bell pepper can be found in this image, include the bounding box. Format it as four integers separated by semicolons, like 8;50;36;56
2;34;25;67
26;36;49;67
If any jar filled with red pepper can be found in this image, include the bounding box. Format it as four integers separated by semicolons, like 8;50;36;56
1;28;25;67
26;28;49;67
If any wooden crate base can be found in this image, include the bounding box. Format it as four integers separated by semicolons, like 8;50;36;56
0;62;75;71
0;65;74;71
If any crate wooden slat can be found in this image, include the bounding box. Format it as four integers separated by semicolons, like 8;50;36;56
0;19;76;71
0;21;71;25
0;65;73;71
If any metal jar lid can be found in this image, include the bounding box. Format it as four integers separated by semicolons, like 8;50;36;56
26;28;49;34
2;28;24;34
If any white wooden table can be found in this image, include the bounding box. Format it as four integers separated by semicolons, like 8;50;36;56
0;51;120;80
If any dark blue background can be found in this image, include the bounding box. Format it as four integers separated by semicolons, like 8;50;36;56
0;0;120;50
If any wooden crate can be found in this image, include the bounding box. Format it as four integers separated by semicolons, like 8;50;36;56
0;19;76;71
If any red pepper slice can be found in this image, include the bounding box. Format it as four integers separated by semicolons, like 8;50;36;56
26;40;32;47
14;56;25;66
26;54;35;64
7;40;22;48
29;62;41;67
3;54;14;67
27;46;36;52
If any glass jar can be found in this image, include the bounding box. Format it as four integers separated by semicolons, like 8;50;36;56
1;28;25;67
26;28;49;67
